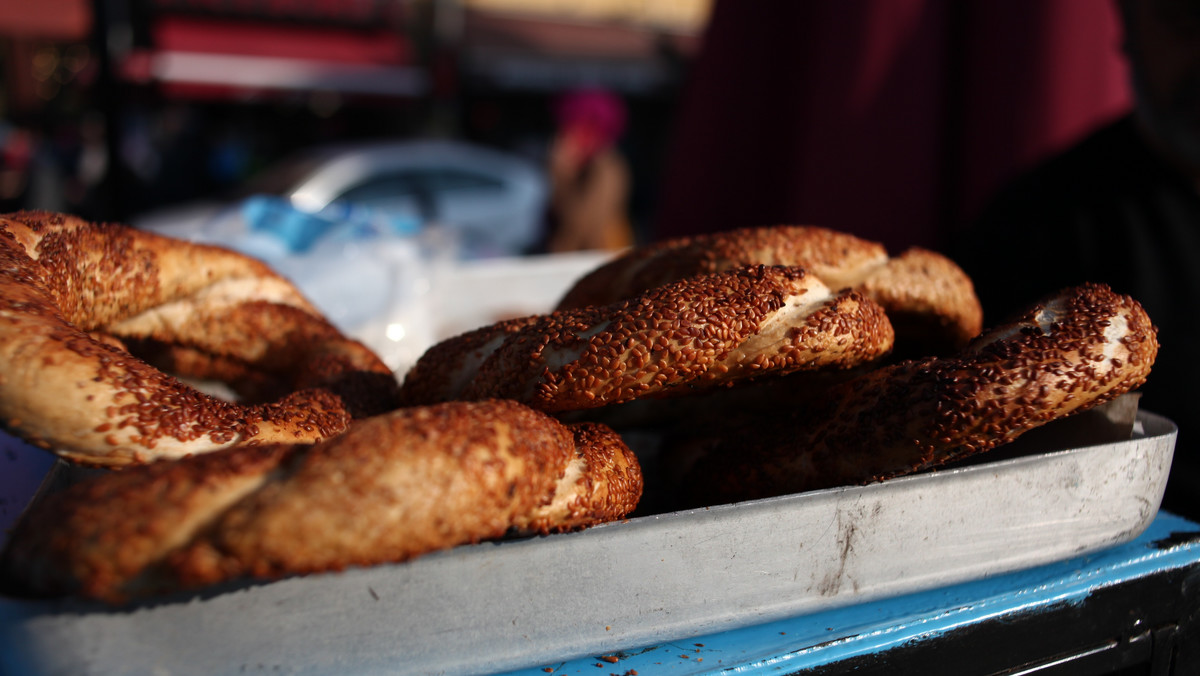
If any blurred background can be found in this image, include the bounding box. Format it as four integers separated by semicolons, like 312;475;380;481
0;0;707;250
0;0;1132;255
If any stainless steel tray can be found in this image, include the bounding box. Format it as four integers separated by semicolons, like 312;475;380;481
0;410;1176;676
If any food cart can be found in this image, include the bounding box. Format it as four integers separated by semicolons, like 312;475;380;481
1;251;1196;675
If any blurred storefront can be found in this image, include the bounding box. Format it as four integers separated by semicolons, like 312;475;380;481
449;1;710;243
0;0;711;225
0;0;93;212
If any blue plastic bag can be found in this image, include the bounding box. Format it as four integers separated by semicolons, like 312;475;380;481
239;196;421;254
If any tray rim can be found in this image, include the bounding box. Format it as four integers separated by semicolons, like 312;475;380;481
0;411;1178;676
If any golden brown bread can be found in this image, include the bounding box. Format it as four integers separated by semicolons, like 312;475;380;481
681;283;1159;503
557;225;888;308
399;265;896;411
556;225;983;355
0;211;400;466
1;399;642;603
516;421;643;534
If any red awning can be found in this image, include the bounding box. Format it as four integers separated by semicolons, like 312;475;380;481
0;0;90;40
120;16;426;99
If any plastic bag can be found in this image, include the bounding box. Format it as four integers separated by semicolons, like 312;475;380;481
202;196;439;376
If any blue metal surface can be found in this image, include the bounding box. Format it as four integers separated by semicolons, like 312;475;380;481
501;511;1200;675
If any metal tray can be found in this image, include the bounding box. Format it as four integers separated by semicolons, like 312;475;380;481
0;407;1176;676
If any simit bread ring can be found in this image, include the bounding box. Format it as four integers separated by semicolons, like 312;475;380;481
681;283;1158;504
398;265;895;411
0;211;399;466
556;225;983;355
0;400;643;603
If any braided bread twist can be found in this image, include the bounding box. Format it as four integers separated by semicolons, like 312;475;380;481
399;265;895;411
681;283;1158;503
1;399;642;603
0;211;399;466
557;225;983;355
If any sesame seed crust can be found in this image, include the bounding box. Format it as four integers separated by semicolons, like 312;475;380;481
555;225;982;355
556;225;888;309
515;421;644;535
0;399;643;603
399;265;895;411
0;211;399;467
683;283;1159;504
396;314;541;407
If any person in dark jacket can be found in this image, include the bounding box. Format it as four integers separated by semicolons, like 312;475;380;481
957;0;1200;517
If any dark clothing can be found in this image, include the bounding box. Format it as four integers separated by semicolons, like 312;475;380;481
956;113;1200;518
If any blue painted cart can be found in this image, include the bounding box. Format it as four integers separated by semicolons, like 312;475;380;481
501;510;1200;675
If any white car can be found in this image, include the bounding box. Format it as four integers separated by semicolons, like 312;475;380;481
134;138;549;259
